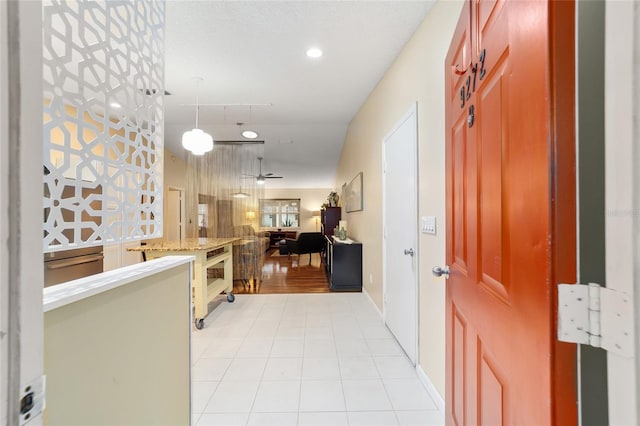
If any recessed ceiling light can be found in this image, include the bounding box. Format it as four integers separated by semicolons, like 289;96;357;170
110;102;122;109
242;130;259;139
306;47;323;58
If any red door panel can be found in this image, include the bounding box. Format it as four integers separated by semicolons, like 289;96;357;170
452;116;470;274
477;42;509;303
444;1;577;424
452;307;466;426
478;343;504;426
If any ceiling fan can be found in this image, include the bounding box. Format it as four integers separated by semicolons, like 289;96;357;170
243;157;283;185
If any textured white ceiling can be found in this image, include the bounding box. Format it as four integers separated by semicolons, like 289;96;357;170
164;1;435;188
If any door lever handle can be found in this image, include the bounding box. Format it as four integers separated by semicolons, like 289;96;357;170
432;265;450;279
404;248;414;256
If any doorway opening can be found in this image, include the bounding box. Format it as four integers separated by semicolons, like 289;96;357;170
382;103;419;365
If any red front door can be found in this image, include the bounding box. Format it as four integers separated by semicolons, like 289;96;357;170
444;1;578;424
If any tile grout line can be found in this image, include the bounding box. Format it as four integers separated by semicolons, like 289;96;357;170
244;298;281;425
333;308;350;423
191;294;442;426
296;305;308;425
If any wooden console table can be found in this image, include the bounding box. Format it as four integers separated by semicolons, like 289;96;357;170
128;237;238;329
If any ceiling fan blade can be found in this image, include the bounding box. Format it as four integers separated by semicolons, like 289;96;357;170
265;176;283;179
264;173;274;177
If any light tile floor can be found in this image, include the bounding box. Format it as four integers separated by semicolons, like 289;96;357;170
192;293;444;426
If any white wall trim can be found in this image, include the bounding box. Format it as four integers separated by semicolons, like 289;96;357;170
417;363;445;413
604;1;639;424
0;1;10;423
365;285;442;412
633;3;640;420
362;287;382;318
10;2;45;424
366;270;444;415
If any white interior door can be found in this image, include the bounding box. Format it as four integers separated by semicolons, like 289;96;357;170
383;104;418;365
167;188;184;241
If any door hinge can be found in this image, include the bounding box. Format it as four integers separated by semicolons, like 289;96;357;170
557;283;633;357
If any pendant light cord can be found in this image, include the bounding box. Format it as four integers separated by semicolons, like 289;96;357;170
193;76;203;129
195;82;200;129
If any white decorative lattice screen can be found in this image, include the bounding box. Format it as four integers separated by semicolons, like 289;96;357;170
43;0;165;252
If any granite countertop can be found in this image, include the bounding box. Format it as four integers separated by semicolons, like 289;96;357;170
126;237;239;252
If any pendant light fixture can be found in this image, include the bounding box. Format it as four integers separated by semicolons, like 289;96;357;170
232;177;250;198
232;146;250;198
182;77;213;155
232;189;250;198
240;106;259;139
241;129;259;139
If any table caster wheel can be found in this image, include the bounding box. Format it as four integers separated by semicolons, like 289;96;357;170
227;293;235;303
195;318;204;330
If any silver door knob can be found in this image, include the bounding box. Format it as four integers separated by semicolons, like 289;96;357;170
432;265;450;279
404;248;414;256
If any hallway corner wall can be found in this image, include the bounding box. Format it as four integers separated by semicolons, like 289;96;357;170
335;0;464;396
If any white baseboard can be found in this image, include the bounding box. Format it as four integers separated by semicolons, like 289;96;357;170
363;289;444;413
416;364;445;413
362;287;383;319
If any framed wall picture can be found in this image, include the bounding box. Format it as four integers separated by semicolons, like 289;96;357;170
345;172;363;212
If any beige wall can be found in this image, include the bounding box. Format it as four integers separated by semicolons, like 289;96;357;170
335;0;463;396
263;188;332;233
44;262;191;425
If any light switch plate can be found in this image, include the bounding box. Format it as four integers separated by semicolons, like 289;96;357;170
422;216;436;235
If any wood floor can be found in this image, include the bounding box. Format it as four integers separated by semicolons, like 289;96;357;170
232;249;330;294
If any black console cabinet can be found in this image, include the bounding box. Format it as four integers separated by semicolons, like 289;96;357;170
321;207;341;236
325;236;362;291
